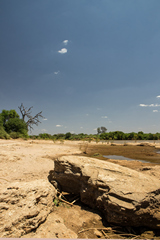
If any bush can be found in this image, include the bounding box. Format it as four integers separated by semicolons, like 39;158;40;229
5;118;28;135
0;114;10;139
9;132;23;139
38;133;52;139
1;109;19;125
65;132;72;140
0;126;10;139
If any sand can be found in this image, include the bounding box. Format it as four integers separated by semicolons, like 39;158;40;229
0;139;81;185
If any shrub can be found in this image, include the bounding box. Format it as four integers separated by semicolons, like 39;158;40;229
65;132;72;140
38;133;52;139
0;126;10;139
5;118;28;135
9;132;23;139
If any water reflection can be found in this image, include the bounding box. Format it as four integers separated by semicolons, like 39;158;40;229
103;155;150;163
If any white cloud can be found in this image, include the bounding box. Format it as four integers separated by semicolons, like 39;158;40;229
139;103;160;107
58;48;67;54
153;110;158;112
156;95;160;98
56;125;63;127
80;127;83;129
43;118;48;121
93;128;97;131
86;114;89;116
54;71;60;75
101;116;108;118
63;40;68;45
139;104;148;107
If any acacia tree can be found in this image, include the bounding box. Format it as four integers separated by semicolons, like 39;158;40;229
97;126;107;134
18;103;44;131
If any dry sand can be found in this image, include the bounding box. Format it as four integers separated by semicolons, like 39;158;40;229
0;139;81;185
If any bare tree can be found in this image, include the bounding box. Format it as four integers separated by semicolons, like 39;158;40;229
18;103;44;131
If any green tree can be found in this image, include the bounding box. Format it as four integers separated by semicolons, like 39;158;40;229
137;131;144;140
5;118;28;136
65;132;72;139
100;132;109;140
1;109;19;125
113;131;125;140
148;133;154;140
97;126;107;134
155;132;160;140
38;133;52;139
0;114;10;139
0;109;23;139
97;127;101;135
128;132;136;140
108;131;115;140
56;133;65;139
0;114;3;127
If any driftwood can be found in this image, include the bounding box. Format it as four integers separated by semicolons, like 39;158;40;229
78;227;140;238
57;192;79;206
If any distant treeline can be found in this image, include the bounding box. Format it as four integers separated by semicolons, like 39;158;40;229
1;107;159;141
30;131;160;141
1;108;160;141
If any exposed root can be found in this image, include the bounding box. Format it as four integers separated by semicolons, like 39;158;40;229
78;227;140;238
101;229;109;238
71;197;79;204
57;191;80;206
78;227;113;234
58;193;73;206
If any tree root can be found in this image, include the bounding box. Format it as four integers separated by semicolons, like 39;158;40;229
58;194;73;206
78;227;140;238
78;227;113;234
57;191;80;206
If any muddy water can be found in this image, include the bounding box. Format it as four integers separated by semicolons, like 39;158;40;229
83;143;160;164
103;154;151;163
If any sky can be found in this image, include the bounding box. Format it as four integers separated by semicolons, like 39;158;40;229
1;0;160;135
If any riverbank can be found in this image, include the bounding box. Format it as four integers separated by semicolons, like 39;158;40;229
0;139;160;239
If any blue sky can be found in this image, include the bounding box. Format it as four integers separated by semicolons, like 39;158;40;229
1;0;160;134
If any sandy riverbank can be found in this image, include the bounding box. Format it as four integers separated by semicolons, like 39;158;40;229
0;139;81;185
1;139;160;239
1;138;160;184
